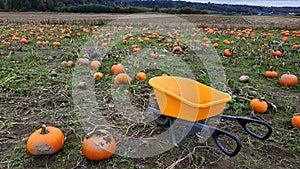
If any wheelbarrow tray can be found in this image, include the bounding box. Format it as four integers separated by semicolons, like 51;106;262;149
149;76;232;122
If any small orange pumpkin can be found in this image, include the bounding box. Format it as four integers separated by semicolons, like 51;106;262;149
213;43;219;48
133;47;140;53
90;60;101;70
150;52;158;58
82;129;116;160
281;36;288;42
264;66;278;78
224;49;232;57
291;114;300;129
279;73;298;86
172;45;183;54
61;60;74;67
20;38;29;44
111;63;125;75
26;125;64;155
272;50;282;57
93;72;103;79
122;39;127;45
250;98;268;113
114;73;132;85
292;44;299;49
223;39;231;45
135;72;147;81
36;41;42;46
52;42;61;47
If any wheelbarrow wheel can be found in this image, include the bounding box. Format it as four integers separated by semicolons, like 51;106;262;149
156;115;170;126
153;103;170;126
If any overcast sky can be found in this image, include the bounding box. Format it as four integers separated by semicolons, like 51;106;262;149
185;0;300;7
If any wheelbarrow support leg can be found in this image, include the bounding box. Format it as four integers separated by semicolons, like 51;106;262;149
169;119;179;147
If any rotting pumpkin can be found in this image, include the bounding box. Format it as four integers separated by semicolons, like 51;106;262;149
26;125;64;155
82;129;116;161
114;73;132;85
90;60;101;70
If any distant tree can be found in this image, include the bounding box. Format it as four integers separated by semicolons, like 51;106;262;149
31;0;43;11
21;0;32;11
0;1;4;9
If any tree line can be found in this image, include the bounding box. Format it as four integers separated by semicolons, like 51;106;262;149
0;0;208;14
0;0;299;15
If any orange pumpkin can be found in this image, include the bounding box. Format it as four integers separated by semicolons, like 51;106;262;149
172;45;183;54
133;47;140;53
93;72;104;79
52;42;61;47
291;114;300;129
36;41;42;46
264;71;278;78
67;61;75;67
114;73;132;85
281;36;288;42
26;125;64;155
292;44;299;49
264;66;278;78
61;60;74;67
82;129;116;160
250;98;268;113
223;39;231;45
90;60;101;70
279;73;298;86
224;49;232;57
150;52;158;58
111;64;125;75
122;39;128;45
272;50;282;57
135;72;147;81
213;43;219;48
20;38;29;44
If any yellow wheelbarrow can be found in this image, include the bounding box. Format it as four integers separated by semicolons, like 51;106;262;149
147;76;272;157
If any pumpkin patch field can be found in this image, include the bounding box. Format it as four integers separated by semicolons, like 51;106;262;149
0;13;300;168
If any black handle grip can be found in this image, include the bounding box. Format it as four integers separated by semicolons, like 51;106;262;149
235;117;273;140
212;128;242;157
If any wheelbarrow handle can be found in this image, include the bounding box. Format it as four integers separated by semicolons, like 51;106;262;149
221;115;273;140
212;127;242;157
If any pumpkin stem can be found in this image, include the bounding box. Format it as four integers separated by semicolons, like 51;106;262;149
41;124;48;134
269;66;273;71
259;97;265;102
293;113;300;116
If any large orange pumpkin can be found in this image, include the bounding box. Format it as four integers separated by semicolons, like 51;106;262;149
26;125;64;155
279;73;298;86
82;129;116;160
